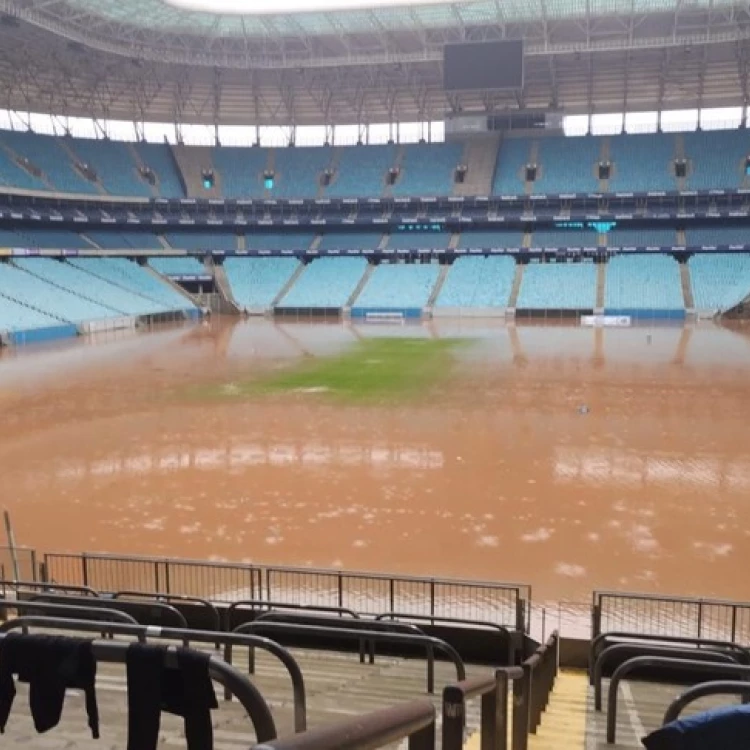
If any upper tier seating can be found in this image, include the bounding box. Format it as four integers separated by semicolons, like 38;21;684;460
604;255;684;312
530;229;600;248
223;257;299;309
517;261;598;309
149;257;208;277
0;292;62;332
683;130;750;191
325;145;395;198
317;232;383;251
66;138;150;197
689;253;750;312
492;138;531;195
15;258;168;316
0;262;118;323
435;256;516;308
245;233;314;252
535;136;600;194
391;143;463;197
165;232;238;252
604;227;678;247
386;232;450;251
0;132;94;193
685;225;750;246
0;146;48;192
85;231;164;250
132;142;184;198
272;146;333;199
457;231;523;248
15;229;91;249
68;257;195;311
354;262;440;308
212;146;268;199
279;257;368;308
609;133;677;192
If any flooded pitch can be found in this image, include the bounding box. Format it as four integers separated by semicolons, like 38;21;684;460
1;318;749;617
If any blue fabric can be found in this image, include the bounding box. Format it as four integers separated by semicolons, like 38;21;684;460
643;704;750;749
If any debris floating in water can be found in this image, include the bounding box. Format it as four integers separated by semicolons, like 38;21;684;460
578;405;590;415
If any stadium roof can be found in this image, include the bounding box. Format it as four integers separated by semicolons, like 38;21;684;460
0;0;749;126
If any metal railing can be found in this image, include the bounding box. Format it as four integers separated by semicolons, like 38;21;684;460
593;643;742;711
0;598;138;624
0;632;277;743
442;669;522;750
255;699;436;750
606;656;750;743
589;631;750;674
110;590;221;632
0;579;97;598
228;600;360;623
0;547;37;582
235;620;465;694
43;552;529;632
663;681;750;725
1;616;308;733
593;590;750;643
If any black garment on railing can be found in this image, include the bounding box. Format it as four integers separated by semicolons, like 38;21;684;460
0;633;99;738
126;642;218;750
643;704;750;749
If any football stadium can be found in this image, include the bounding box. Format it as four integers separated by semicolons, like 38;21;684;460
0;0;749;747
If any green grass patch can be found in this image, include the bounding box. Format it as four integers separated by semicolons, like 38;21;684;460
203;337;464;403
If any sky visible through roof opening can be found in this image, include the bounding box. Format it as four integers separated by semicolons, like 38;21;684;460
165;0;453;12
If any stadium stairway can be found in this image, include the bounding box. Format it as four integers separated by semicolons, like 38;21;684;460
680;262;695;312
145;264;201;307
172;143;222;199
508;263;525;310
211;263;242;314
426;265;450;311
345;261;374;310
271;261;305;308
453;134;501;197
596;263;606;311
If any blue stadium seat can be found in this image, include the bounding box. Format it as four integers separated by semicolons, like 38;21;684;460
685;225;749;246
149;257;208;276
0;132;95;193
133;142;185;198
85;231;164;250
279;257;368;308
530;228;600;248
457;231;522;249
689;253;750;312
245;233;314;252
604;254;684;314
212;146;268;199
318;232;383;251
0;147;48;192
15;229;91;249
391;143;462;197
517;262;597;309
609;133;677;192
165;232;238;252
354;262;440;308
0;291;62;332
605;227;678;247
492;138;531;195
66;138;151;197
271;146;333;198
435;256;516;308
535;136;600;194
386;232;450;251
325;144;395;198
224;257;300;309
683;130;750;191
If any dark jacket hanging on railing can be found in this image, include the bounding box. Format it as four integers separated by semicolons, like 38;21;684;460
642;704;750;749
0;633;100;738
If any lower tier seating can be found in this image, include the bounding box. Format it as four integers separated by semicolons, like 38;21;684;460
518;261;598;309
604;255;684;313
689;253;750;312
354;262;440;309
223;257;300;309
435;256;516;308
278;257;368;308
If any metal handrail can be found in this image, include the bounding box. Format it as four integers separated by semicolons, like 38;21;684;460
593;643;741;710
228;600;360;620
255;698;436;750
663;681;750;725
0;616;308;732
607;656;750;743
589;631;750;672
0;599;138;624
29;593;188;628
111;590;221;632
375;612;516;664
0;579;98;597
252;610;426;668
235;621;466;694
516;632;559;746
442;668;523;750
0;632;277;744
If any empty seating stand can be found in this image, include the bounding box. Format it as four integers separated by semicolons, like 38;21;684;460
434;256;516;315
689;254;750;313
604;255;684;319
326;144;396;198
352;262;440;318
517;261;598;312
277;257;368;311
223;257;300;312
391;143;463;197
